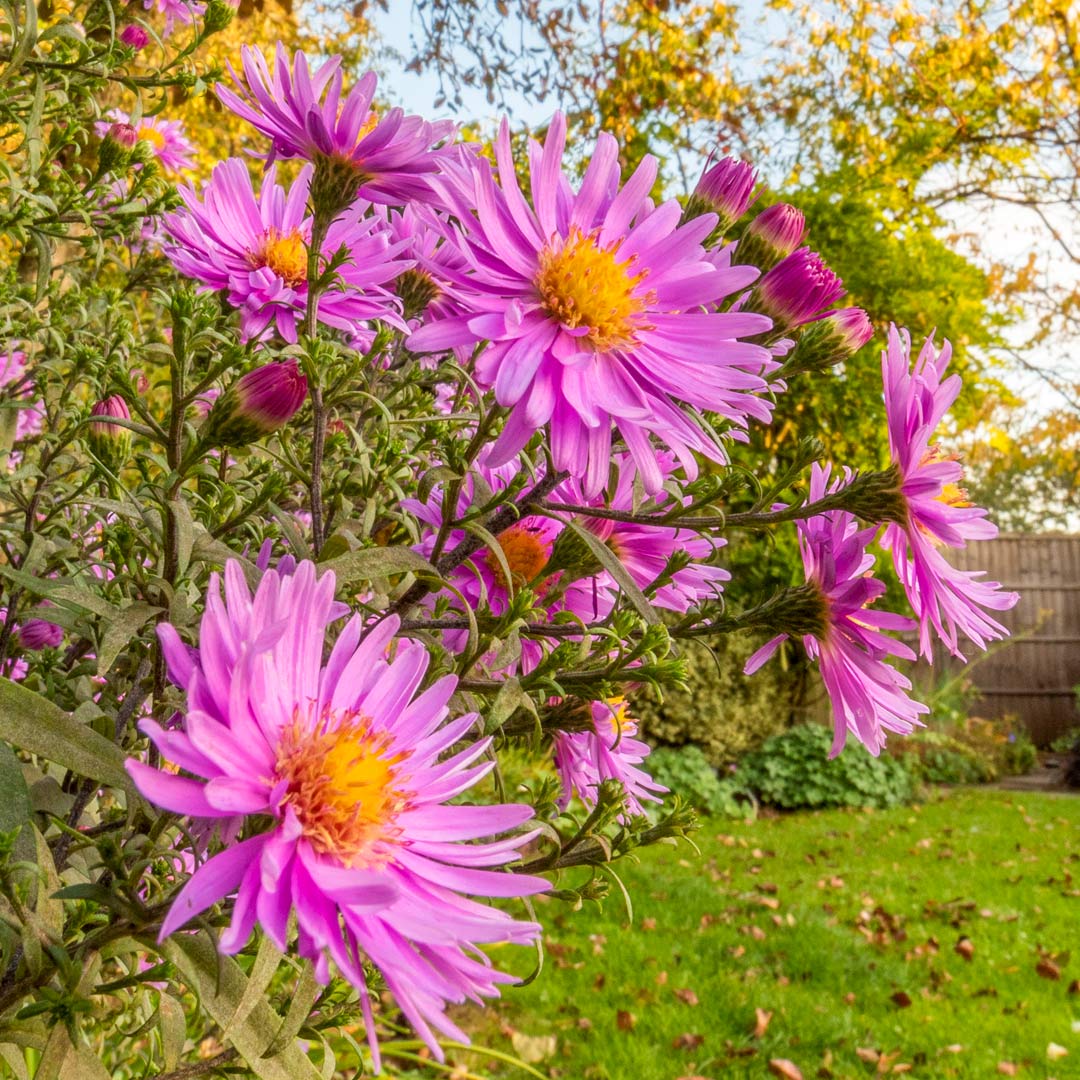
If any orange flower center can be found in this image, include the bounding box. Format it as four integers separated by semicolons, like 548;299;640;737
487;522;552;592
535;227;650;351
251;229;308;288
276;710;407;867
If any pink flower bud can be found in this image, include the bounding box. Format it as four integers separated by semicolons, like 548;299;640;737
17;604;63;651
690;156;758;232
822;306;874;354
753;247;845;330
736;203;808;271
106;122;138;151
206;360;308;447
119;24;149;49
89;395;133;468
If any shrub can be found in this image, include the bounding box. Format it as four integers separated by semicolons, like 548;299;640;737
647;745;756;819
891;730;996;784
637;632;803;766
736;724;915;810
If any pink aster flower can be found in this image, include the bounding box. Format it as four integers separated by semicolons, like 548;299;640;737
407;112;775;498
745;464;928;757
143;0;204;37
164;159;408;343
553;698;666;818
403;457;616;644
126;560;546;1066
96;109;196;174
551;451;729;613
880;325;1019;659
0;350;45;443
216;45;454;205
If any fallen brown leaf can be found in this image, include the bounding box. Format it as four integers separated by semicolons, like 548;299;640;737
954;937;975;961
997;1063;1018;1076
1068;978;1080;995
890;991;913;1008
674;988;700;1006
655;970;669;986
509;1033;557;1064
752;1007;773;1038
671;1032;705;1051
616;1010;636;1031
855;1048;880;1064
1036;958;1062;981
768;1059;804;1080
641;917;657;931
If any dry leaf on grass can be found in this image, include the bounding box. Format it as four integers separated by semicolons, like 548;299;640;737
752;1007;773;1038
768;1058;804;1079
509;1033;557;1064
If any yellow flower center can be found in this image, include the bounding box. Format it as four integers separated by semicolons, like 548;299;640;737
598;696;634;741
276;710;407;867
487;522;552;592
138;125;167;151
251;229;308;288
534;227;651;352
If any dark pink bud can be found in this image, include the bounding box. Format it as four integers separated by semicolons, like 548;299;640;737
736;203;808;271
753;247;845;330
129;368;150;395
17;603;62;651
119;24;149;49
207;360;308;446
690;156;758;231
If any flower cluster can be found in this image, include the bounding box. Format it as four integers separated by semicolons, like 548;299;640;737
102;40;1021;1073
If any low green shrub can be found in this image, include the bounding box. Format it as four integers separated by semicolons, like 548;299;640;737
637;632;803;766
735;724;915;810
1001;729;1038;775
647;745;756;819
890;730;997;784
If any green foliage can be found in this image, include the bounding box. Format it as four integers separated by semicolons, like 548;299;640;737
646;745;755;820
636;631;801;767
891;730;997;786
475;789;1079;1080
736;724;915;810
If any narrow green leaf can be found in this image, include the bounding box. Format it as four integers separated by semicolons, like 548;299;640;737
561;518;659;625
262;961;318;1059
223;935;281;1042
161;933;323;1080
96;601;162;676
320;546;436;583
0;679;135;796
157;992;186;1070
0;741;30;835
168;500;195;578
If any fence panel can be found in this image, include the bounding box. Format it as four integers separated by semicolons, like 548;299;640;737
942;534;1080;746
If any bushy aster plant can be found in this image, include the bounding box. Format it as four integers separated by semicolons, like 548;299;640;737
0;4;1018;1075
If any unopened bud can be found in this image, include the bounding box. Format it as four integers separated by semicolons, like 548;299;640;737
203;0;237;34
89;395;132;469
734;203;807;272
99;122;137;173
781;307;874;377
311;153;364;224
205;360;308;447
749;247;845;332
685;156;758;237
17;604;62;651
119;24;149;49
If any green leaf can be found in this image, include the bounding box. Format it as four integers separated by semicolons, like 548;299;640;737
0;679;135;797
261;961;318;1058
161;933;323;1080
320;546;436;583
96;602;162;676
168;500;195;578
560;518;659;625
0;741;30;835
223;935;281;1042
157;992;186;1070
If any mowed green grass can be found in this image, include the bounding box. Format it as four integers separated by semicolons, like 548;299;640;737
445;789;1080;1080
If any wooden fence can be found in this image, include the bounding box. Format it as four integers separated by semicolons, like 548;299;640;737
935;533;1080;746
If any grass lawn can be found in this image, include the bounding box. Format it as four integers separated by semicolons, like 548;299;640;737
435;788;1080;1080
